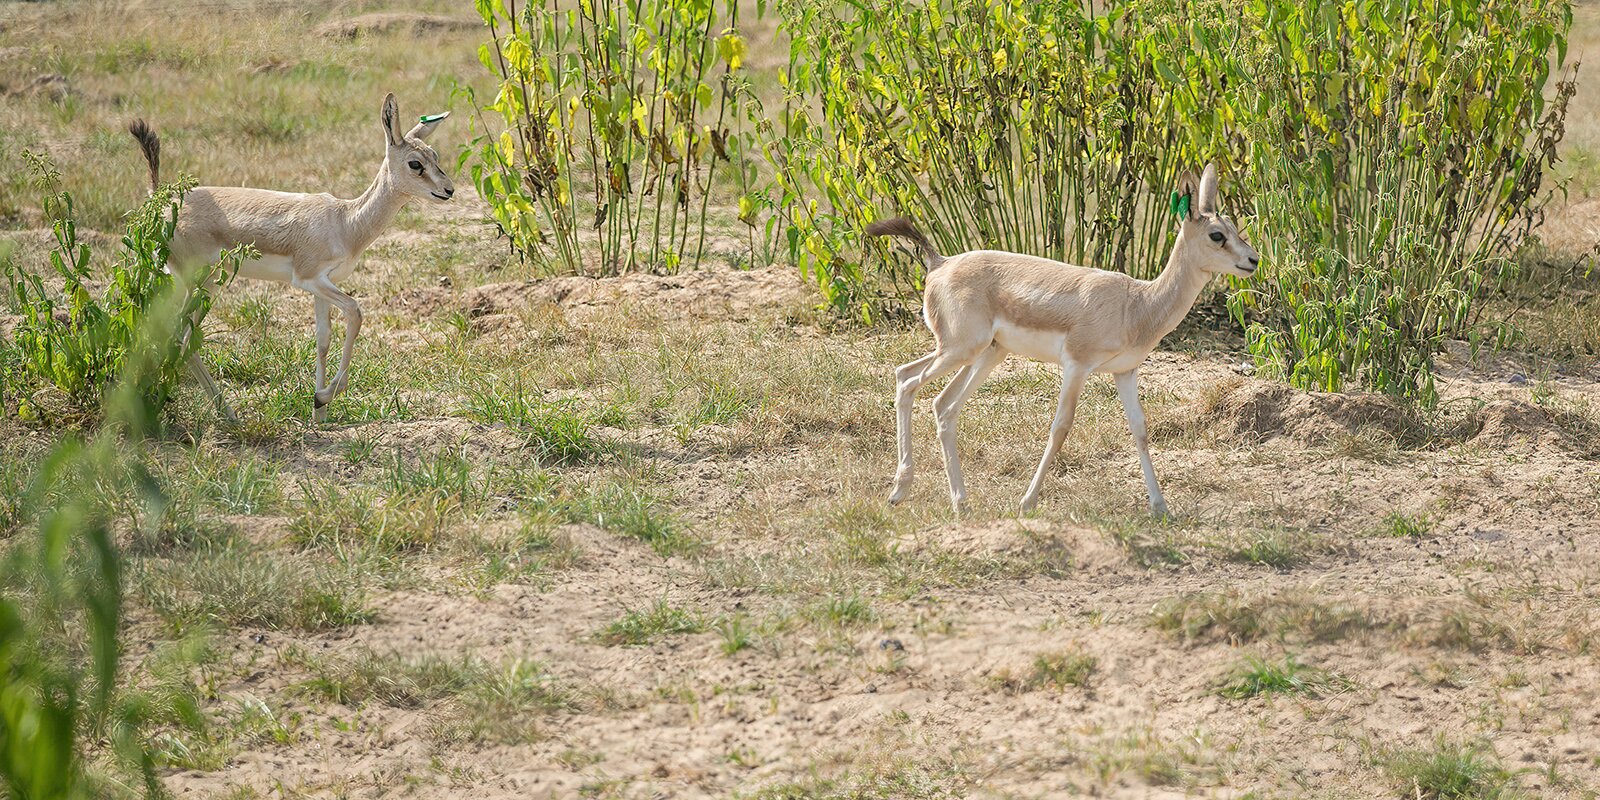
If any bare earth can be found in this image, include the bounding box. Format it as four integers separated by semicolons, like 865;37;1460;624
0;3;1596;797
142;191;1600;798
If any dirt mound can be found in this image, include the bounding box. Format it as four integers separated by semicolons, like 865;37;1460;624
393;266;812;324
1471;398;1599;454
315;13;477;40
1195;379;1597;454
1198;380;1413;444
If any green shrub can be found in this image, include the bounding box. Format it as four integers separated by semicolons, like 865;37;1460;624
461;0;762;275
1;442;164;799
3;150;246;429
1224;1;1574;403
767;0;1571;402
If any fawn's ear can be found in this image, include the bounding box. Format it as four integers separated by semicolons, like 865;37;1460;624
381;93;404;147
1197;162;1220;215
406;111;449;141
1173;169;1201;221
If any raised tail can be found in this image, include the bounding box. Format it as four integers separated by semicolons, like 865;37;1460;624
127;118;160;193
865;217;945;271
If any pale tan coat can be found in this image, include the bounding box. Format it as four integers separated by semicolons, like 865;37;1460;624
872;163;1261;515
131;93;454;422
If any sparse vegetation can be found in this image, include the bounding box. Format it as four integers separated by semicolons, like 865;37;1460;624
292;648;572;745
568;479;694;557
3;1;1600;797
1151;590;1372;646
1382;739;1520;800
597;601;706;646
137;546;373;634
1216;654;1345;699
1379;511;1434;540
461;381;604;465
991;649;1098;694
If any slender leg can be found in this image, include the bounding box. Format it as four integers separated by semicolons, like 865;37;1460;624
187;354;237;424
180;308;237;424
1020;360;1089;511
1115;369;1168;518
932;344;1005;512
297;275;361;413
889;349;971;504
312;296;332;424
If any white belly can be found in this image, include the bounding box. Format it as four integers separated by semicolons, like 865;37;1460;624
991;321;1153;375
993;321;1066;364
1096;348;1154;375
234;253;295;284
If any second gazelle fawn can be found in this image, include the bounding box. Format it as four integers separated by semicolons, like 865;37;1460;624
869;164;1260;516
128;93;454;423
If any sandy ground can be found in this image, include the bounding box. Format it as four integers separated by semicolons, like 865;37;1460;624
136;189;1600;798
0;4;1595;797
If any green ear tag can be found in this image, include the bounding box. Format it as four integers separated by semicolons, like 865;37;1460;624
1169;192;1190;219
419;113;447;124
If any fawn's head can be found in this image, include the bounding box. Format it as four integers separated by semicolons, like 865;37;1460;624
381;93;454;203
1173;163;1258;278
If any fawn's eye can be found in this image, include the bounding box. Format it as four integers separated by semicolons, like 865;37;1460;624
1209;231;1226;243
407;160;424;171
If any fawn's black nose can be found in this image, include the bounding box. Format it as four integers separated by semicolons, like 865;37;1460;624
1248;256;1259;267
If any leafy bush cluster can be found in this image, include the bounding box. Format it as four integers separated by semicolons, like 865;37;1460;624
2;151;245;430
466;0;1575;402
768;0;1573;400
0;148;261;797
460;0;760;275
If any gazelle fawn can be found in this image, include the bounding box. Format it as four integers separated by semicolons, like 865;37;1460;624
869;164;1259;516
128;93;454;423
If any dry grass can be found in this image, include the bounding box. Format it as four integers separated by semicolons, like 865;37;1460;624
2;2;1600;798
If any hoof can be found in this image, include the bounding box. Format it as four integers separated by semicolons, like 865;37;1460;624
888;478;911;505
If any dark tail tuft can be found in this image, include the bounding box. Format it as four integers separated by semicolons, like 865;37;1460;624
128;118;160;193
865;216;945;271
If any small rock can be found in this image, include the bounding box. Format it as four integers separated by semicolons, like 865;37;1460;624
1508;373;1528;385
878;638;904;651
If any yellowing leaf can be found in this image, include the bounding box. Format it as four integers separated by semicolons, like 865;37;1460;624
718;31;747;71
504;37;533;78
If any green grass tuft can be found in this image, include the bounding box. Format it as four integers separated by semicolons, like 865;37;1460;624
1378;510;1434;539
568;480;694;556
597;600;706;646
1217;654;1345;699
462;382;604;465
992;648;1097;693
1383;739;1520;800
137;546;372;633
